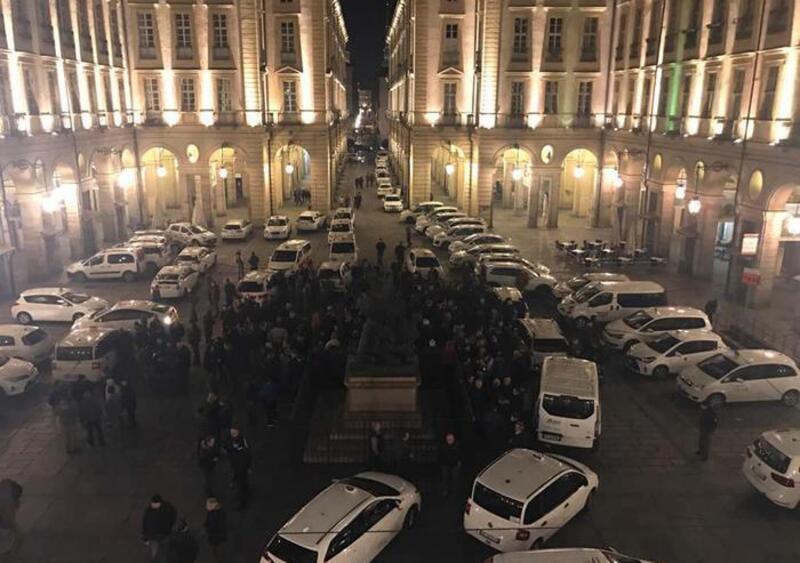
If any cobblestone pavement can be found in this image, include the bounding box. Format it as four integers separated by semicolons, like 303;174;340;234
0;162;798;563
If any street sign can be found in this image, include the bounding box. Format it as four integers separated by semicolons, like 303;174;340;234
742;267;761;286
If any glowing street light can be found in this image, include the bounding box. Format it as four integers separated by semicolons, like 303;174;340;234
573;164;584;179
156;164;167;178
511;167;523;182
41;195;59;213
117;168;136;189
284;163;295;175
787;215;800;236
687;196;702;215
218;166;229;180
445;162;455;176
675;182;687;200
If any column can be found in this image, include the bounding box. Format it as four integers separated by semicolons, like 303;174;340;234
691;195;724;279
16;192;48;280
94;170;120;242
746;210;785;308
657;181;677;256
527;177;541;228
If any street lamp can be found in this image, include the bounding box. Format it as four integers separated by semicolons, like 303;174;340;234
511;167;523;182
218;165;229;180
156;164;167;178
117;168;136;189
675;180;687;200
573;163;585;179
284;163;295;175
444;162;455;176
688;162;704;215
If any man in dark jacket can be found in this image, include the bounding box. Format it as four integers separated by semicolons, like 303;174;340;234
248;251;260;271
141;494;177;560
120;380;137;429
204;497;227;560
439;432;462;497
375;239;387;268
164;518;198;563
696;403;718;461
226;428;252;509
187;321;201;365
78;391;105;447
197;436;220;497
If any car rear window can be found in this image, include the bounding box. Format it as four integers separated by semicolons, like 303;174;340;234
533;338;568;354
331;242;355;254
753;437;791;474
472;481;523;521
238;281;265;293
224;224;242;230
265;535;317;563
157;274;179;282
21;329;47;346
340;476;400;497
56;346;94;361
416;256;440;268
272;250;298;262
542;394;595;419
298;216;313;222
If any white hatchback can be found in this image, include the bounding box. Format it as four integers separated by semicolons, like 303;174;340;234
483;262;557;294
626;331;727;378
11;288;108;324
221;219;253;240
72;300;179;333
383;194;403;212
176;246;217;273
328;219;355;243
167;222;217;246
264;215;292;240
0;325;52;363
261;472;421;563
296;211;327;232
464;449;598;552
743;429;800;509
602;307;711;352
150;265;200;299
0;356;39;396
406;248;443;276
449;232;506;254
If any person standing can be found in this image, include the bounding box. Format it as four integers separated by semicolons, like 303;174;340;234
248;251;260;271
104;383;124;442
226;428;252;510
141;494;177;561
354;192;362;209
202;309;215;347
197;436;220;497
394;241;406;265
368;422;384;469
704;298;718;324
79;391;105;447
375;238;387;268
54;397;80;454
235;251;245;280
439;432;462;497
203;498;227;562
164;518;198;563
696;403;718;461
223;278;237;309
405;225;412;247
187;321;202;365
209;280;221;317
0;479;23;554
120;380;137;429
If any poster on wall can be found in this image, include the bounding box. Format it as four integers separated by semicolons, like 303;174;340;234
741;233;759;256
742;268;761;286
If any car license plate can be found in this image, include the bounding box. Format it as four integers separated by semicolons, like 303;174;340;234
542;432;562;441
479;530;500;544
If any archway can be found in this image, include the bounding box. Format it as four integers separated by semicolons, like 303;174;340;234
770;184;800;282
431;144;466;202
490;145;534;214
275;143;311;207
209;145;249;217
141;147;180;227
559;148;599;226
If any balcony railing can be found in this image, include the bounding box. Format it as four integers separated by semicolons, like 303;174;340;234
440;112;461;126
139;46;157;60
580;48;597;62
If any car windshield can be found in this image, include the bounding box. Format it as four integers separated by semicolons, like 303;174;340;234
698;353;740;379
63;292;90;304
331;242;355;254
268;218;287;226
265;536;316;563
298;216;313;223
334;212;352;219
534;338;568;354
603;553;644;563
624;311;654;329
189;226;206;234
271;250;298;262
21;328;47;345
224;224;242;230
157;273;179;282
56;346;94;361
416;256;440;268
331;224;351;232
753;437;792;473
574;285;601;303
385;196;400;202
648;335;681;354
238;281;265;293
177;255;197;263
542;394;595;419
472;482;523;521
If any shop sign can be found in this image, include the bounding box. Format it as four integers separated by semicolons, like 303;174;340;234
742;268;761;286
741;233;759;256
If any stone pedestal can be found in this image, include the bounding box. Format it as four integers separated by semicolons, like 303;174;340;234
344;356;421;413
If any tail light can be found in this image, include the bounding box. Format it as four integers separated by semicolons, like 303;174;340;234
464;499;471;514
771;473;795;488
515;530;530;541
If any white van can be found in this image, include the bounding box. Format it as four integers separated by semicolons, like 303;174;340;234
536;357;600;449
268;240;313;272
516;319;570;370
66;247;145;282
742;429;800;509
329;238;358;264
557;281;667;329
52;327;121;383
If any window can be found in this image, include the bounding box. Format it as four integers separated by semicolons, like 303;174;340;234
641;77;652;117
67;72;81;113
443;82;457;115
86;73;96;113
547;17;563;58
38;0;53;42
768;0;788;33
709;0;726;43
282;81;297;112
212;14;229;49
589;292;612;307
137;12;156;58
48;72;61;115
103;73;112;112
701;73;717;117
679;74;692;118
180;78;196;112
758;66;779;120
144;77;161;111
657;74;670;116
510;81;525;116
280;21;295;53
118;78;127;113
544;81;558;114
175;13;192;50
94;1;106;52
736;0;754;38
686;0;702;46
581;17;598;61
616;13;628;61
23;69;39;115
0;336;14;346
625;79;635;115
616;291;666;307
577;81;593;115
0;68;11;117
632;2;643;46
730;69;745;119
12;0;30;39
216;78;232;112
56;0;73;45
445;23;459;39
512;18;529;56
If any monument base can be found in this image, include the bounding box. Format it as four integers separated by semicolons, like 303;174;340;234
344;356;421;413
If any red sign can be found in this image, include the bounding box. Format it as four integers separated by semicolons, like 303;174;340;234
742;268;761;286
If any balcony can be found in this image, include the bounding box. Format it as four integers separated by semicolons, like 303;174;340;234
497;113;529;128
573;113;593;128
440;112;461;126
144;111;163;126
216;111;238;126
441;51;460;68
176;47;194;61
212;46;231;61
139;46;157;60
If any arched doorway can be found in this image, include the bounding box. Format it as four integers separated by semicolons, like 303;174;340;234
275;143;311;207
559;148;599;225
491;145;533;214
771;184;800;283
431;144;466;202
209;145;248;217
141;147;180;227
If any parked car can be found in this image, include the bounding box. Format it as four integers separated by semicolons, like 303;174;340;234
66;247;145;282
476;255;550;275
450;244;519;268
552;273;631;299
602;306;711;352
260;472;421;563
221;219;253;240
557;281;667;329
268;240;313;272
0;356;39;396
328;219;355;243
489;287;529;319
742;428;800;509
72;300;178;332
0;325;51;363
125;239;171;273
176;246;217;273
484;548;658;563
400;201;443;223
626;330;728;378
677;349;800;408
415;206;458;233
11;288;108;324
405;248;443;276
296;211;327;232
383;194;403;212
264;215;292;240
167;222;217;246
537;357;601;449
329;238;358;264
377;183;397;198
449;232;506;254
237;270;278;301
318;261;352;292
464;449;598;552
52;327;121;383
150;265;200;299
516;318;570;370
433;224;486;249
332;207;355;224
482;262;557;294
134;229;179;245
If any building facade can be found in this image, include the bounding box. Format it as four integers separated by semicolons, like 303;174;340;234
0;0;350;296
386;0;800;307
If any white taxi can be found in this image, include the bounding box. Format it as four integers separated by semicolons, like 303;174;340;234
264;215;292;240
0;325;51;364
220;219;253;241
743;429;800;509
176;246;217;273
296;211;327;233
11;288;108;324
150;265;200;299
383;193;403;212
405;248;443;276
626;331;727;378
72;300;178;333
328;219;355;243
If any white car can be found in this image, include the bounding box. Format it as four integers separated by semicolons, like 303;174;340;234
743;429;800;509
66;247;145;282
450;244;520;268
477;255;551;276
400;201;443;224
329;239;358;264
405;248;443;276
626;330;728;378
433;224;487;249
72;300;178;333
383;194;403;212
485;548;658;563
125;239;172;273
0;356;38;396
11;288;108;324
167;222;218;246
176;246;217;273
377;184;397;198
464;449;598;552
328;219;355;243
415;206;458;233
261;472;421;563
552;273;630;299
237;270;278;302
134;228;180;245
150;265;200;299
602;307;712;352
296;211;327;232
0;325;51;363
332;207;355;225
482;262;557;294
269;240;313;272
220;219;253;240
450;233;507;254
264;215;292;240
677;349;800;408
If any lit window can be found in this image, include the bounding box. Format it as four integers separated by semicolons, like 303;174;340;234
282;81;297;113
512;18;528;55
212;14;229;49
510;81;525;116
544;81;558;114
641;77;651;117
23;69;40;115
137;12;156;57
445;23;459;39
180;78;196;112
581;17;598;60
144;77;161;112
175;13;192;50
577;81;593;115
280;21;295;53
216;78;232;112
443;82;457;115
547;17;563;57
701;73;716;118
758;66;780;120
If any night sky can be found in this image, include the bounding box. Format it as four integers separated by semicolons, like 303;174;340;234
340;0;395;90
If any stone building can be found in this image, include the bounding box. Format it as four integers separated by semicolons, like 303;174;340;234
386;0;800;307
0;0;350;295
